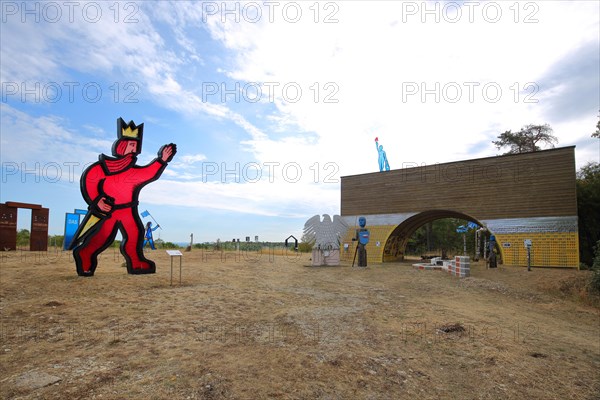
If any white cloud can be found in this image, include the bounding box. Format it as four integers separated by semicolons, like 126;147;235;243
142;177;340;219
197;1;599;175
2;1;597;227
178;153;208;164
136;0;600;217
0;105;112;182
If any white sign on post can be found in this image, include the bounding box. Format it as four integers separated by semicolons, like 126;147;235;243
524;239;532;249
166;250;183;285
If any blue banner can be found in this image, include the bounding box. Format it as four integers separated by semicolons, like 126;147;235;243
456;225;468;233
63;213;81;250
467;221;479;230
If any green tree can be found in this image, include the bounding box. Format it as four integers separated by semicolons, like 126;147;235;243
587;240;600;295
48;235;64;248
593;113;600;163
493;124;558;154
577;162;600;266
408;218;472;259
433;218;471;259
16;229;30;246
298;232;314;252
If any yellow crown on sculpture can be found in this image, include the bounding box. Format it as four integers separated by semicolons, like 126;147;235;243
122;125;139;138
117;117;144;140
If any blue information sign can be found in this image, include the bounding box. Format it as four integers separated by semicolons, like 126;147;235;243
63;212;82;250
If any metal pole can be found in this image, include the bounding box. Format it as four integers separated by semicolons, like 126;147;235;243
527;247;531;271
484;238;488;269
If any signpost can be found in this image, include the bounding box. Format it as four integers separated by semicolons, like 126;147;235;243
456;225;468;256
166;250;183;285
524;239;532;271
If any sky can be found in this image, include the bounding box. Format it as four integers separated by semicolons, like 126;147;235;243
1;0;599;243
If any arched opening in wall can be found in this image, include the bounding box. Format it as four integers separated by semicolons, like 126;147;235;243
382;210;503;263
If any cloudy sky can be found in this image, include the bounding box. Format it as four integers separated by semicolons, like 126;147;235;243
1;1;599;243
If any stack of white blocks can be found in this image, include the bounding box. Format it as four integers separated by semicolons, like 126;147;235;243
454;256;470;277
441;256;470;278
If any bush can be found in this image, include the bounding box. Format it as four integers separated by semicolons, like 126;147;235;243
298;242;313;253
577;162;600;266
588;240;600;295
16;229;30;246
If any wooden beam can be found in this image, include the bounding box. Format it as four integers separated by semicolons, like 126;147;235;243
4;202;42;210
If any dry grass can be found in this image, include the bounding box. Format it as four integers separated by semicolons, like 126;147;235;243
1;248;599;399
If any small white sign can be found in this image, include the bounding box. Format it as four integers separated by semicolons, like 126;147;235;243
524;239;532;248
376;241;381;247
166;250;183;256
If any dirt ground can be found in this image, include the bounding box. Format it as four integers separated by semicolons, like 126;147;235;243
1;248;599;399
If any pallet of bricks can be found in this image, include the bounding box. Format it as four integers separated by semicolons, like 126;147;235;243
442;256;470;278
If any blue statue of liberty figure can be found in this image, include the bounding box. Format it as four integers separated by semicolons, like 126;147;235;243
143;221;160;250
375;137;390;171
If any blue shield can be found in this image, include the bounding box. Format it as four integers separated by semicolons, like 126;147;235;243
359;230;370;245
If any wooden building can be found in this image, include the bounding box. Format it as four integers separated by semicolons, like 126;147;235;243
340;146;579;268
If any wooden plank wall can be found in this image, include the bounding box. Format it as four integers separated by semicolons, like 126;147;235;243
341;147;577;220
0;203;18;250
30;208;49;251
